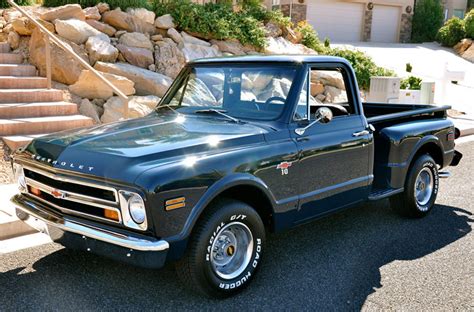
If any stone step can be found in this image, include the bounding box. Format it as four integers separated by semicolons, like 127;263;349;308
0;102;78;118
2;134;46;150
0;89;64;103
0;76;47;89
0;53;23;64
0;43;10;53
0;115;94;136
0;64;37;76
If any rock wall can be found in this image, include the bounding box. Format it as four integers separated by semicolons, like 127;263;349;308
0;3;344;124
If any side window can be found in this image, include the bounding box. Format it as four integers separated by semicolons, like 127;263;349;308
295;67;355;121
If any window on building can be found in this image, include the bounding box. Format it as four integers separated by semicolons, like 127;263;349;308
453;9;465;19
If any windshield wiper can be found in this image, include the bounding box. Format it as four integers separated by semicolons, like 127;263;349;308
195;109;243;124
156;104;179;114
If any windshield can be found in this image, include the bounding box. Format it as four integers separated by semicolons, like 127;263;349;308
161;65;298;121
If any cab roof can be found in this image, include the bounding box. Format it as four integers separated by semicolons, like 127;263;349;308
189;55;351;66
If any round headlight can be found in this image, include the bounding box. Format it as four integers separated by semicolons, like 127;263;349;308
13;164;26;192
128;194;146;224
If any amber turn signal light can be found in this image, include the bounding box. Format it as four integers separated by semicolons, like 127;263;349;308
104;209;120;222
165;197;186;211
30;186;42;196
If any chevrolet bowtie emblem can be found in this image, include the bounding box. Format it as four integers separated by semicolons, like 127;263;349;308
51;189;66;199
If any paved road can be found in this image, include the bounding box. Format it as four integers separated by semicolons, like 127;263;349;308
1;142;473;311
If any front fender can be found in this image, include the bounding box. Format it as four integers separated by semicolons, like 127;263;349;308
167;173;277;244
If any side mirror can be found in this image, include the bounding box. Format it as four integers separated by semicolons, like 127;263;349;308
315;107;333;124
295;107;333;136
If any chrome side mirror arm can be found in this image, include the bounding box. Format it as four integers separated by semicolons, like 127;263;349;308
295;116;324;136
295;107;333;136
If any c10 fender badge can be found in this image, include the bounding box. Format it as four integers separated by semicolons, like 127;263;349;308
276;161;292;175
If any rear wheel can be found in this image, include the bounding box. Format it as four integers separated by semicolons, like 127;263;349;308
176;199;265;298
390;154;439;218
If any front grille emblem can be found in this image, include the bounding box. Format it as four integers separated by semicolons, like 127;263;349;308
51;189;66;199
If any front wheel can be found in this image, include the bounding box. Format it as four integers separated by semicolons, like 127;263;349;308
176;199;265;298
390;154;439;218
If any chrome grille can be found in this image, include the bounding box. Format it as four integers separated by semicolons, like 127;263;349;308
22;165;122;224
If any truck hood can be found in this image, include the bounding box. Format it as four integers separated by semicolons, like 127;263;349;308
23;112;268;182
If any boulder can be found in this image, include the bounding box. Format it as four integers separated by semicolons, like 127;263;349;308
29;28;90;85
115;30;127;38
79;98;101;123
11;17;55;36
127;8;155;25
86;19;116;36
83;6;101;21
69;69;135;99
116;44;153;68
96;3;110;14
265;22;282;38
40;4;85;22
7;31;19;50
310;82;325;96
324;86;347;103
119;32;153;50
210;39;245;55
102;8;132;31
454;38;473;55
94;61;172;97
3;10;22;23
312;71;345;90
461;44;474;63
167;28;183;44
264;36;316;55
101;95;160;123
181;31;210;46
151;34;163;41
55;19;106;44
154;14;175;29
154;38;186;78
180;42;221;62
86;35;118;64
283;26;302;44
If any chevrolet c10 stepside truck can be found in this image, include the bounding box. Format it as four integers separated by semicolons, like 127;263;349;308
11;55;462;298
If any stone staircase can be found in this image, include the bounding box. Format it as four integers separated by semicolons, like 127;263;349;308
0;42;94;151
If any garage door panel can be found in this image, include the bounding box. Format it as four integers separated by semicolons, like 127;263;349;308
371;5;400;43
307;0;364;42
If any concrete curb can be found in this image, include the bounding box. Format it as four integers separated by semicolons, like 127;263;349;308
0;184;36;241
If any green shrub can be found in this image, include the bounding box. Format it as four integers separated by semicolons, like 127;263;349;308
401;76;422;90
406;63;413;73
465;9;474;38
411;0;444;43
328;48;395;90
437;17;466;47
0;0;31;9
295;20;326;53
153;0;268;49
42;0;151;10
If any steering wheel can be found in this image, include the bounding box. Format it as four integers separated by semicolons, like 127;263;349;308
263;96;286;110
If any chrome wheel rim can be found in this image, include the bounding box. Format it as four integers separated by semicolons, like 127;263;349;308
210;222;254;280
415;167;434;208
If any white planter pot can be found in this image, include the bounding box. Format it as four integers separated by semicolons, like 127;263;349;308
398;89;421;104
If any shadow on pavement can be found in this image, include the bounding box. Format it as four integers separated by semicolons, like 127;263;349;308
0;201;472;310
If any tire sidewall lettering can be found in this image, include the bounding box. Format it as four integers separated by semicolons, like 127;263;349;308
415;161;438;211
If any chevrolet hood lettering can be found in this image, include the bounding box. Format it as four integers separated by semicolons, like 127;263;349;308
30;154;94;172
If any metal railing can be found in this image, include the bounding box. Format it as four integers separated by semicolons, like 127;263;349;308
7;0;130;118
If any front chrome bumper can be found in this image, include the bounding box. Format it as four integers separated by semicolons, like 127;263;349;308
11;194;169;252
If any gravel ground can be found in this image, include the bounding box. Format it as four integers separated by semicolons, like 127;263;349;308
0;141;14;184
0;142;472;310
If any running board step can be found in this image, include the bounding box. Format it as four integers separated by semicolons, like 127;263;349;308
368;188;404;201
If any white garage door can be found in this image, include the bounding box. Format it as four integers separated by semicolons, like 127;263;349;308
307;0;364;42
371;5;400;42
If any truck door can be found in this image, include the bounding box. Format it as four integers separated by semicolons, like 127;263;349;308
290;64;373;222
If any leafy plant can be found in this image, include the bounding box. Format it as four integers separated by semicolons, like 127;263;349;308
436;17;466;47
406;63;413;73
43;0;152;10
328;48;395;90
400;76;422;90
0;0;31;8
324;37;330;48
465;9;474;39
411;0;444;43
295;21;326;53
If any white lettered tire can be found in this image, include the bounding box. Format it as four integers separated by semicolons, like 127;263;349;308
176;199;265;298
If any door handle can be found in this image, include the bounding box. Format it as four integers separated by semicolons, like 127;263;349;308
352;130;370;137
